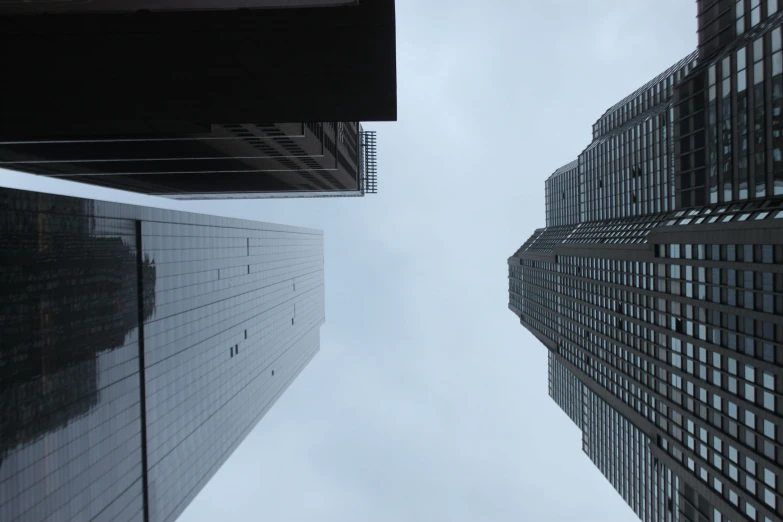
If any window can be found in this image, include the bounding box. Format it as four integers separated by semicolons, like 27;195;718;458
745;383;756;402
751;0;761;26
764;468;777;488
755;37;765;85
764;420;776;439
729;402;738;419
764;488;776;508
764;391;775;411
747;456;757;475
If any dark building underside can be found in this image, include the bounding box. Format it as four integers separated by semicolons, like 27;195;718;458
0;0;396;140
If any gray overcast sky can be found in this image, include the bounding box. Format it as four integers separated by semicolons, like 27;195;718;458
0;1;697;520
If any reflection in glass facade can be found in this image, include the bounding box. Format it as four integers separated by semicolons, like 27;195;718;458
510;5;783;522
0;187;325;522
677;1;783;208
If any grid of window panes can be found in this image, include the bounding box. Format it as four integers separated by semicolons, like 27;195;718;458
548;351;584;428
583;52;700;222
512;6;783;521
511;259;559;342
141;220;324;522
0;187;325;522
582;102;680;221
529;249;781;521
510;205;783;522
581;386;680;522
556;255;665;421
736;0;781;37
519;226;573;253
508;264;526;315
664;197;783;225
592;52;700;141
0;192;146;522
519;199;783;261
563;213;668;245
545;159;580;227
540;52;697;226
654;242;783;321
696;18;783;205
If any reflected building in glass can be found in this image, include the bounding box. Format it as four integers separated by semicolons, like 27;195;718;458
509;3;783;522
0;187;325;522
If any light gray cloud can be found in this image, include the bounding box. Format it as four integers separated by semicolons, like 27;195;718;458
0;1;698;520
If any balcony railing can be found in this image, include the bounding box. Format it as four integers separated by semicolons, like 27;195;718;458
359;128;377;194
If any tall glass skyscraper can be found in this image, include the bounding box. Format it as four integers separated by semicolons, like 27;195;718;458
0;187;325;522
509;2;783;521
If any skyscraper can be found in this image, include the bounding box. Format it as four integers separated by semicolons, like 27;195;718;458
0;0;393;199
509;2;783;521
0;122;378;199
0;187;325;522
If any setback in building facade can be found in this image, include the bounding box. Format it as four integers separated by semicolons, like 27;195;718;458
509;2;783;521
0;187;325;522
0;122;378;199
0;0;393;199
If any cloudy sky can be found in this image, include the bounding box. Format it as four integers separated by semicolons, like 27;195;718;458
0;1;698;520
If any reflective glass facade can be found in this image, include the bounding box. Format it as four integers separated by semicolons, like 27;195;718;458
677;2;783;208
0;187;325;522
510;7;783;522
